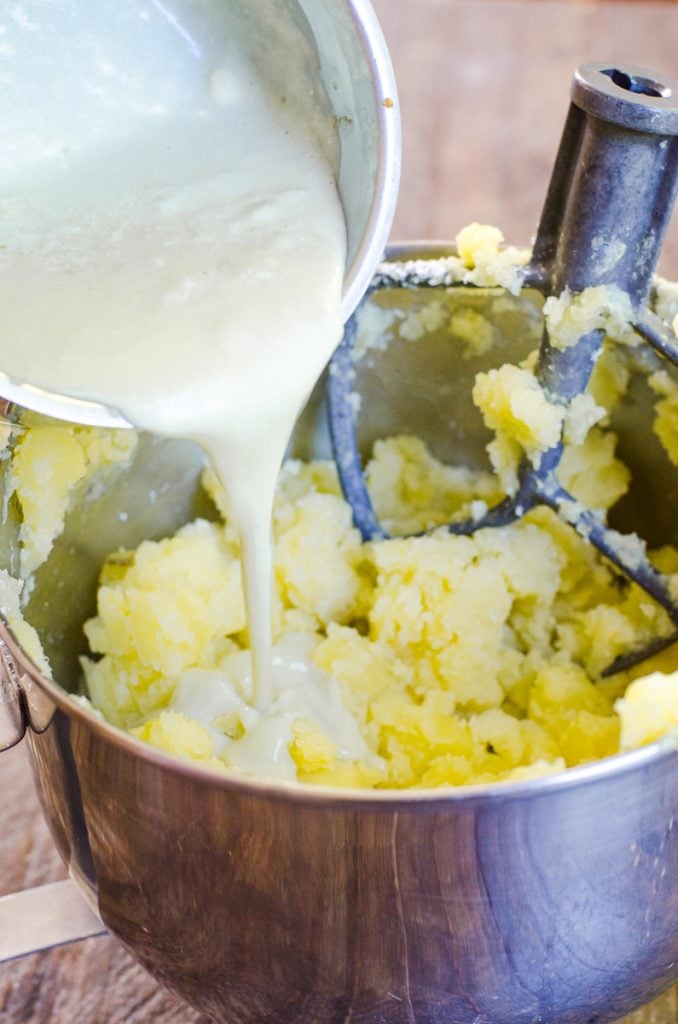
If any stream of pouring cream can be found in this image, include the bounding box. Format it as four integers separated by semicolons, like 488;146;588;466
0;1;347;711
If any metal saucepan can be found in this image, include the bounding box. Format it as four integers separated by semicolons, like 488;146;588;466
0;0;400;427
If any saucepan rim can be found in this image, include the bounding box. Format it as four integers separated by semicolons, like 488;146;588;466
339;0;402;322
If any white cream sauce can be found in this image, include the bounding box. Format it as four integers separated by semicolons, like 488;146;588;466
0;1;358;773
171;635;375;780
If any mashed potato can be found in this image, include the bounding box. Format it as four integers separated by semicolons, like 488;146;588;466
7;224;678;788
81;432;678;787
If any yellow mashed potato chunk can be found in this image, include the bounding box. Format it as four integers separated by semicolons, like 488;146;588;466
616;671;678;749
473;363;565;463
7;423;137;576
649;369;678;466
84;520;245;725
543;285;636;350
132;711;224;769
449;307;495;360
455;223;529;294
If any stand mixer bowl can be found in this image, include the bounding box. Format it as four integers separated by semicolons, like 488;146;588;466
0;245;676;1023
0;6;675;1019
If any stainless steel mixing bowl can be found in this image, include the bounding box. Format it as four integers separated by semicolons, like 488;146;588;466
0;244;676;1023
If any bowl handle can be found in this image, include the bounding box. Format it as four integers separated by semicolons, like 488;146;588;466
0;879;105;962
1;647;106;960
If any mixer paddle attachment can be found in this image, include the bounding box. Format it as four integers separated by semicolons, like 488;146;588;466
329;62;678;674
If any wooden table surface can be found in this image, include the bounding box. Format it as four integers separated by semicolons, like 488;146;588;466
2;2;678;1021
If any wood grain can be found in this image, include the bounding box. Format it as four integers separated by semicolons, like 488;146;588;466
1;1;677;1021
383;0;678;277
